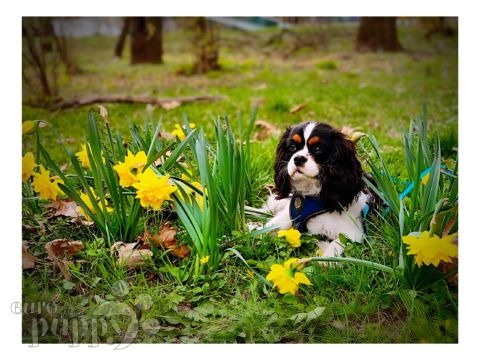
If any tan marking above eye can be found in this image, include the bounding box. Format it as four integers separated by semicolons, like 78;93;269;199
308;136;320;145
292;134;302;143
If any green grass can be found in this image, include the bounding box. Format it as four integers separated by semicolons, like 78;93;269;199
22;22;457;343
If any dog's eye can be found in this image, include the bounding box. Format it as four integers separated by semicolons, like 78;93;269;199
312;145;322;153
288;144;297;152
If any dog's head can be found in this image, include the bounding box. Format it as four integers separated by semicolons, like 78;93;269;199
273;122;364;211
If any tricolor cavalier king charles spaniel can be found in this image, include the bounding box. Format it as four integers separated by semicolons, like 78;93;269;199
265;121;370;257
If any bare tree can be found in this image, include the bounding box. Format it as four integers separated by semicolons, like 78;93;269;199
54;18;83;74
23;17;83;105
114;17;131;58
418;17;455;40
191;17;220;74
355;17;402;52
22;18;60;104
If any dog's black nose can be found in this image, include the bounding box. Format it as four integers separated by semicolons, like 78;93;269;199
294;155;307;166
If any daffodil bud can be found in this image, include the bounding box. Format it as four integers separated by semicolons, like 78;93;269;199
22;120;47;135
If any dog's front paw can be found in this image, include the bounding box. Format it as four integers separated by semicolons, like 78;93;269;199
316;239;345;267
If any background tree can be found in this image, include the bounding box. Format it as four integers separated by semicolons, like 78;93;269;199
355;17;402;52
23;17;83;105
130;17;163;65
418;17;455;40
191;17;220;74
53;17;83;75
114;17;131;58
22;18;60;104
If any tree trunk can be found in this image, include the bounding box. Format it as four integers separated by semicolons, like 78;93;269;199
130;17;163;65
355;17;402;52
419;17;455;39
22;18;58;102
191;17;220;74
114;17;131;58
52;17;83;75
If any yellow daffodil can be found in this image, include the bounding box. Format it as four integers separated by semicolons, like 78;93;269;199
177;174;206;211
113;150;148;187
22;120;46;135
22;152;37;182
278;228;302;248
402;231;458;267
171;123;196;141
421;173;430;185
31;165;63;201
76;143;105;170
200;255;210;265
78;187;113;221
266;258;312;295
75;144;91;169
22;121;37;135
190;181;206;210
132;168;177;210
181;170;193;182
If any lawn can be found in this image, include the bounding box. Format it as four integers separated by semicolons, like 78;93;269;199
22;22;458;343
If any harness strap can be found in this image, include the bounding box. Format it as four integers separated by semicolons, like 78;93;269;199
289;194;329;232
289;194;371;234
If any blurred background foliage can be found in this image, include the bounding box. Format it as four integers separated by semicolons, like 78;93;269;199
22;17;457;166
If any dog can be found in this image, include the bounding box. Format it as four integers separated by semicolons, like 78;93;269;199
265;121;370;257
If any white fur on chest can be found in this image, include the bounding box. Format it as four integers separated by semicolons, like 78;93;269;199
265;192;368;243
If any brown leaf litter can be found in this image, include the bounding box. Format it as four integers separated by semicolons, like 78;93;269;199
44;239;84;280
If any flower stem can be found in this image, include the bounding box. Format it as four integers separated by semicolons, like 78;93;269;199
298;257;395;274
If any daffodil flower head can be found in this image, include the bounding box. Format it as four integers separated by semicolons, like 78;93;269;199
180;168;194;182
176;177;206;211
266;258;311;295
132;168;177;210
171;123;196;141
402;231;458;267
75;143;105;170
76;144;92;169
31;165;64;201
22;120;46;135
113;150;148;187
22;152;37;182
277;228;302;248
421;173;430;185
79;187;113;221
200;255;210;265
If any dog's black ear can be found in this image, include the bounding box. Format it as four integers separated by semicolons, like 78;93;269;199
273;127;292;199
320;130;364;210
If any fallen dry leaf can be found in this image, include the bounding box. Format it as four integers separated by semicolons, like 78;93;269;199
112;242;153;268
159;131;174;141
46;239;84;257
253;82;267;90
22;243;39;269
289;103;307;114
64;138;77;144
251;97;265;107
146;223;190;259
253;120;280;141
439;258;458;286
69;217;94;226
45;239;84;280
161;100;181;111
49;199;81;219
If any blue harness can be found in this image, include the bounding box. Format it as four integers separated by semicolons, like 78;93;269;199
289;194;329;233
289;194;371;233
